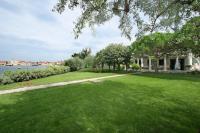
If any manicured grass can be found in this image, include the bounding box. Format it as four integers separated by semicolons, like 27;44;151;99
0;72;115;90
0;73;200;133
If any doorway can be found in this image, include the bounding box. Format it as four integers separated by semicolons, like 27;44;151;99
170;59;176;70
179;59;185;70
170;59;185;70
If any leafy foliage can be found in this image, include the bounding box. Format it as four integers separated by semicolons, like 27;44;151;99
67;48;94;71
54;0;199;39
131;17;200;58
1;76;13;85
131;32;174;57
72;48;91;59
131;32;174;72
131;63;140;71
2;66;70;84
65;57;84;71
83;55;95;68
171;16;200;56
0;76;2;84
95;43;132;71
94;50;106;70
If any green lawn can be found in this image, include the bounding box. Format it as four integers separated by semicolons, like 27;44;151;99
0;72;115;90
0;73;200;133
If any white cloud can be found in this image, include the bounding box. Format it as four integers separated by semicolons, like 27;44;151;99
0;0;132;61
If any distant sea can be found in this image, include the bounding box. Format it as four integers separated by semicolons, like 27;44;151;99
0;65;47;75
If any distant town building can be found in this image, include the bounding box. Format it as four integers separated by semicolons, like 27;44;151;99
54;61;64;65
0;60;64;66
0;61;8;66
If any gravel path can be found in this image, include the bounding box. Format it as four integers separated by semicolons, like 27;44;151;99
0;74;125;95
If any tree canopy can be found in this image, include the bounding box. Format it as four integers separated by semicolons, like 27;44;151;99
171;16;200;56
65;57;84;71
131;32;173;71
131;32;173;57
95;43;132;70
54;0;199;39
72;48;91;59
131;16;200;57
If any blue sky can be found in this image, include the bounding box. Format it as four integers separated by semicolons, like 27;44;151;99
0;0;133;61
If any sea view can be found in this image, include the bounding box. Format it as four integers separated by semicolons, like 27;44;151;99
0;65;47;75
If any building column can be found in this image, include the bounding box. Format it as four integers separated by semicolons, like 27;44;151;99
164;54;167;71
124;65;126;71
133;58;136;64
141;58;144;68
188;51;193;66
185;50;193;70
175;56;180;70
149;56;152;71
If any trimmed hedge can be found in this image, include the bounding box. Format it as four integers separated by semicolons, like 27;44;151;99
0;66;70;85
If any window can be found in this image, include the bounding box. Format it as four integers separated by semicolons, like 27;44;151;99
159;59;164;66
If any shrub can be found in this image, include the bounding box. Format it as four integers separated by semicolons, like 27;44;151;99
2;76;14;85
65;57;84;71
2;66;70;84
3;71;13;77
10;71;32;82
0;76;3;84
131;64;140;71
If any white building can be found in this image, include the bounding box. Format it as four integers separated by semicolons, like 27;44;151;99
134;51;200;71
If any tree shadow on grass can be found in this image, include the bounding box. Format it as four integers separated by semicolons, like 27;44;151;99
132;73;200;82
0;80;200;133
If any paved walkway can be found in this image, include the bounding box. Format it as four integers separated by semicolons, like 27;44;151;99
0;74;125;95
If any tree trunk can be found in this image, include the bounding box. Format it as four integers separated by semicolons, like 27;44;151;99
155;59;159;73
117;63;120;71
125;63;128;71
113;63;116;71
108;64;111;70
101;63;104;71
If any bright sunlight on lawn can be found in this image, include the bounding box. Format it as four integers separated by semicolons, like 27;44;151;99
0;73;200;133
